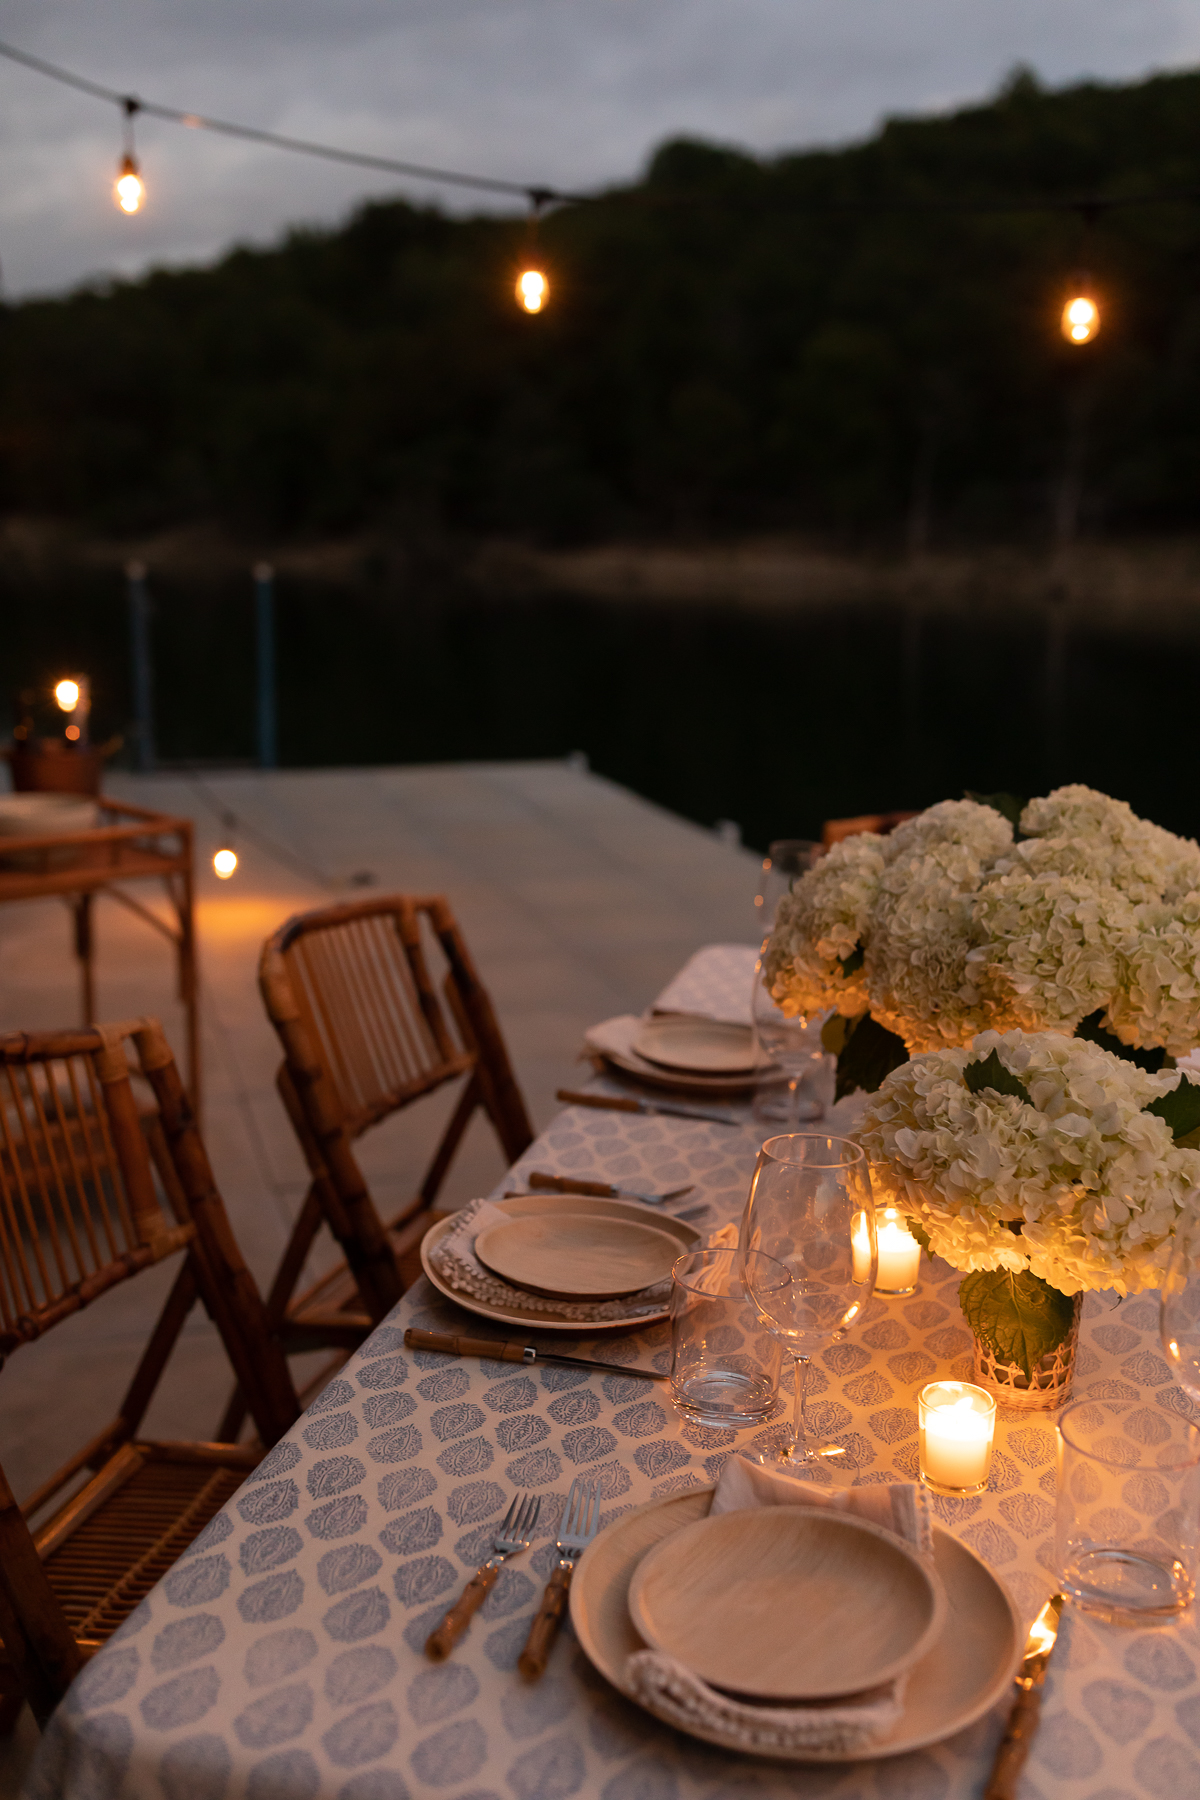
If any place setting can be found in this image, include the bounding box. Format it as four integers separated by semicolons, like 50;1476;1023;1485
420;1184;733;1333
551;1133;1022;1762
580;1008;782;1100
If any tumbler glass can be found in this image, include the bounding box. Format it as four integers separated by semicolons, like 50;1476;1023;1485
1056;1397;1200;1623
669;1247;786;1428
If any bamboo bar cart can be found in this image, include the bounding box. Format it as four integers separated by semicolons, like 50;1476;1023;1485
0;800;198;1110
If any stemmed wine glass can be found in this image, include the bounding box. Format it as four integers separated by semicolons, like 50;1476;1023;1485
740;1133;877;1467
1161;1204;1200;1412
751;956;831;1126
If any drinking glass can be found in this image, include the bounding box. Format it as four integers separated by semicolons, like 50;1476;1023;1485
740;1134;876;1467
754;838;821;936
751;956;831;1125
669;1247;786;1427
1161;1207;1200;1409
1056;1398;1200;1622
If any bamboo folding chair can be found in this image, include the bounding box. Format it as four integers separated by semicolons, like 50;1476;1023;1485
0;1020;299;1729
238;894;533;1417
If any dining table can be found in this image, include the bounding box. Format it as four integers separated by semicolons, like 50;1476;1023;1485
22;944;1200;1800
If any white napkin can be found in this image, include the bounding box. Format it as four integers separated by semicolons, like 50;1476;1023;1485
583;1014;653;1063
428;1197;736;1323
624;1455;935;1755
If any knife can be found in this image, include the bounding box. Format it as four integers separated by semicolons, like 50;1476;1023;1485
555;1087;738;1128
983;1593;1064;1800
526;1169;695;1205
403;1327;666;1380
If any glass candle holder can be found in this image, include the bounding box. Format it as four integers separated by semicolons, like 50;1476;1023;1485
919;1381;996;1496
873;1208;921;1295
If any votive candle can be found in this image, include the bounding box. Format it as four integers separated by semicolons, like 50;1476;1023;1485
918;1381;996;1496
875;1208;921;1295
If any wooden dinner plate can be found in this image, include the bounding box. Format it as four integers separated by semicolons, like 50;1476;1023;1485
475;1213;685;1299
570;1486;1023;1763
627;1506;945;1700
420;1194;702;1333
630;1017;770;1076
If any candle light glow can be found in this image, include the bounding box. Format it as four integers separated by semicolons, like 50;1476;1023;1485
919;1380;996;1495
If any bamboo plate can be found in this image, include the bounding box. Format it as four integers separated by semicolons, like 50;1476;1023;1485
627;1506;945;1700
630;1017;771;1076
570;1486;1023;1763
475;1212;685;1299
420;1194;702;1333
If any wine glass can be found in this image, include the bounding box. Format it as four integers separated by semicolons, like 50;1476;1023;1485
751;956;831;1125
754;838;821;937
1161;1205;1200;1411
740;1133;877;1468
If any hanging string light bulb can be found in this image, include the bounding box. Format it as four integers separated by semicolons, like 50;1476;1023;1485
114;96;145;214
515;189;550;313
516;269;548;313
1061;292;1099;344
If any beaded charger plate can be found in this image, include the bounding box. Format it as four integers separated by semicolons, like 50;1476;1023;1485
420;1194;701;1333
570;1486;1023;1762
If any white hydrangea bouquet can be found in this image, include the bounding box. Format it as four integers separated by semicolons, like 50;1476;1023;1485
762;784;1200;1382
860;1028;1200;1379
763;784;1200;1097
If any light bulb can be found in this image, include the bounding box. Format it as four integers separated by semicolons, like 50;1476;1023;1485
115;156;144;215
1062;295;1098;344
516;269;547;313
213;848;238;879
54;679;81;713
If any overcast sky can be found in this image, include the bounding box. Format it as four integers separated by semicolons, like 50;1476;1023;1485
2;1;1199;299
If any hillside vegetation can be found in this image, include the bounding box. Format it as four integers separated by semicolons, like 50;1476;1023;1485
3;65;1200;546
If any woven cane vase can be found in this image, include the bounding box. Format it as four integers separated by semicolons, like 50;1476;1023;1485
970;1292;1083;1412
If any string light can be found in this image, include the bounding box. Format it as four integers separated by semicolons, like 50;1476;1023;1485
516;269;548;313
115;154;144;214
114;96;144;214
1062;291;1099;344
54;679;81;712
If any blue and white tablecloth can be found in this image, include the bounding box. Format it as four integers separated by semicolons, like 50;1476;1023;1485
23;958;1200;1800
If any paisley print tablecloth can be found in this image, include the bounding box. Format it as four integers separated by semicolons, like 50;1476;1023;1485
24;955;1200;1800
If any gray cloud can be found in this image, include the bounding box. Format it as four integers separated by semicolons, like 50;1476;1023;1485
1;0;1197;296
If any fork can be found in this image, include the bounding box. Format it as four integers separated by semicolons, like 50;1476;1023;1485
425;1492;541;1661
518;1477;601;1681
526;1169;695;1207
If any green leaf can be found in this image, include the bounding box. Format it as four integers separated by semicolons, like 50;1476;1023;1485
905;1216;933;1257
958;1269;1075;1380
820;1012;851;1057
1145;1076;1200;1144
963;1048;1031;1105
965;790;1026;832
838;945;865;978
833;1012;909;1100
1075;1009;1169;1073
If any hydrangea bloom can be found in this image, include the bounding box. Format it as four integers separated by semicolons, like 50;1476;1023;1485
763;784;1200;1056
763;833;884;1019
861;1029;1200;1294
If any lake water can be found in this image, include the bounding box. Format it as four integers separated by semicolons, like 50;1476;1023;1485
5;564;1197;848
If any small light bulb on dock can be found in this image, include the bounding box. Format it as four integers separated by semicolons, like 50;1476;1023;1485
54;679;81;712
213;848;238;879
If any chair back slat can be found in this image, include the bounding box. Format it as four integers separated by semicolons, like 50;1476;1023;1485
283;905;465;1134
0;1029;193;1352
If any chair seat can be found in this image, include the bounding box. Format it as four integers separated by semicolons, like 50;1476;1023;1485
36;1445;257;1650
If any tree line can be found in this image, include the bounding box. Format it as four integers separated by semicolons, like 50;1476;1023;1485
3;63;1200;548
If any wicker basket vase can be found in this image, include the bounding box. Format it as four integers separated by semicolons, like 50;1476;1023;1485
970;1292;1084;1412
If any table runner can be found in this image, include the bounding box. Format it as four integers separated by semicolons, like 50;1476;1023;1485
24;956;1200;1800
